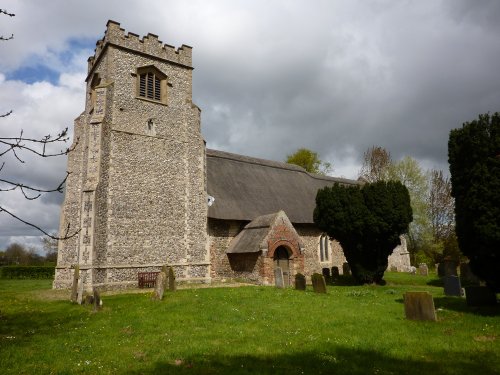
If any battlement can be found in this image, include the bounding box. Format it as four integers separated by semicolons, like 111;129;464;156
87;20;192;74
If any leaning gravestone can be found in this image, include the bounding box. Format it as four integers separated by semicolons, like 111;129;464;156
444;275;463;297
70;265;80;303
294;273;306;291
465;286;497;306
311;273;327;294
331;267;340;280
168;266;177;292
342;262;351;276
418;263;429;276
152;272;166;301
274;267;284;289
404;291;437;321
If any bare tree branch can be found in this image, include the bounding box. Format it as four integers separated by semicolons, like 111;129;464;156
0;205;79;240
0;9;15;16
1;110;13;118
1;9;15;41
0;128;76;159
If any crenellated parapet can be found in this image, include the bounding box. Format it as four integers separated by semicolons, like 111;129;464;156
87;20;192;74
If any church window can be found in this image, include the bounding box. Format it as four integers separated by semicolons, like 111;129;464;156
319;234;329;262
136;66;167;104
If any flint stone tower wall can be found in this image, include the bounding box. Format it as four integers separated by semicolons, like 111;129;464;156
54;21;208;290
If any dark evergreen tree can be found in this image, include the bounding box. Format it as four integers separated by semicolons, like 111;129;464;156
448;112;500;292
314;181;412;284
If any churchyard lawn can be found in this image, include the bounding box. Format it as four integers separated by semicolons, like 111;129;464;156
0;273;499;374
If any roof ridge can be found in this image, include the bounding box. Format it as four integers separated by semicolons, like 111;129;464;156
206;148;358;184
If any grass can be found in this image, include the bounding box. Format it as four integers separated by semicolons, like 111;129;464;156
0;273;499;374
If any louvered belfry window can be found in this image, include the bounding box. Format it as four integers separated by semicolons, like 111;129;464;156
139;71;162;101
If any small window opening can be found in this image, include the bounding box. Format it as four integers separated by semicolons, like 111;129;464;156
319;234;329;262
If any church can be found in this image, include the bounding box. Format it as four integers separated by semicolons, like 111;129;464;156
54;21;409;290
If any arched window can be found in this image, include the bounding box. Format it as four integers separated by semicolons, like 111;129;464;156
136;66;167;104
319;234;330;262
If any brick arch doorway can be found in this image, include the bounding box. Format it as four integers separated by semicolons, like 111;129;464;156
274;246;291;287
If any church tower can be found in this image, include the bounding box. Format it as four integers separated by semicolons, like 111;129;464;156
54;21;209;289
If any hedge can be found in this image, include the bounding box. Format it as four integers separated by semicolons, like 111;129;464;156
0;266;55;279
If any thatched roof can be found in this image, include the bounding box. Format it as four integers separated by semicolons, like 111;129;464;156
226;213;277;254
206;149;360;224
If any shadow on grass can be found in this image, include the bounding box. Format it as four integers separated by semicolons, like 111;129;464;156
427;278;444;287
126;347;499;375
433;296;500;317
327;275;360;286
0;302;88;342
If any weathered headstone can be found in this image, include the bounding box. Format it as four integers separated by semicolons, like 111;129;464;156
168;266;176;292
418;263;429;276
93;287;101;311
70;265;80;303
331;266;340;280
465;286;497;306
390;265;398;272
152;272;166;300
274;267;284;289
460;263;480;285
311;273;327;294
322;267;331;279
403;291;437;321
294;273;306;291
444;275;463;297
342;262;351;276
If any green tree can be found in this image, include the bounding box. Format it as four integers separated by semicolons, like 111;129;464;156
314;181;412;284
387;156;430;264
286;148;332;175
448;112;500;291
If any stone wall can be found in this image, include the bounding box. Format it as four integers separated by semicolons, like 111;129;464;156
295;225;346;276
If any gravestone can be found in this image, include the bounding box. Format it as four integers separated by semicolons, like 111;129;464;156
460;263;480;285
444;275;463;297
168;266;176;292
274;267;284;289
331;267;340;280
465;286;497;306
342;262;351;276
152;272;166;300
443;258;458;277
403;291;437;321
294;273;306;291
418;263;429;276
76;277;84;305
322;268;331;279
93;287;101;311
311;273;327;294
70;265;80;303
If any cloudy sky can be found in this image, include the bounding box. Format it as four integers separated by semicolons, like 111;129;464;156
1;0;499;251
